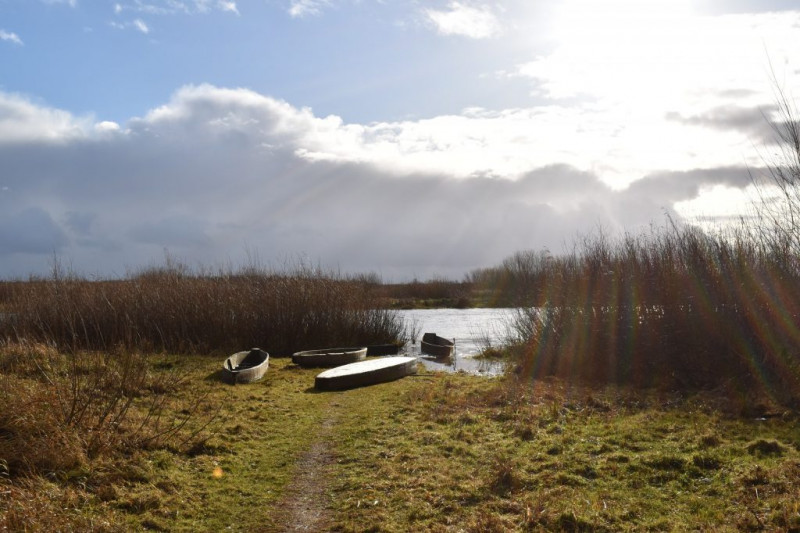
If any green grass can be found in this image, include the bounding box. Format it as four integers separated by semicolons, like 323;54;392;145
5;355;798;531
329;374;800;531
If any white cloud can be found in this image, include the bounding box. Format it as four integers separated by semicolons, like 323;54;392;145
0;92;93;143
424;2;502;39
110;19;152;34
113;1;238;15
41;0;77;7
94;121;122;135
217;1;238;14
288;0;330;18
0;30;23;46
133;18;150;33
514;6;800;111
194;0;238;13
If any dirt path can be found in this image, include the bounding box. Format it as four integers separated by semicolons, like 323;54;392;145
272;406;338;532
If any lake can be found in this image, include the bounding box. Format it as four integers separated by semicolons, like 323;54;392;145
396;308;516;375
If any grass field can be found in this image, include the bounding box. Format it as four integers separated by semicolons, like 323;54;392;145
3;353;798;531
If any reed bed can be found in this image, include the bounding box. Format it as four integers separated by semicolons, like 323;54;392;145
468;249;553;307
0;263;410;355
375;276;473;308
501;225;800;407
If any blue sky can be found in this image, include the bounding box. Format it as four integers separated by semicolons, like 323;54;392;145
1;1;545;123
1;1;800;279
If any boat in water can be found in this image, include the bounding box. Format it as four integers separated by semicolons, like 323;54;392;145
420;332;455;358
223;348;269;384
315;356;418;391
292;346;368;368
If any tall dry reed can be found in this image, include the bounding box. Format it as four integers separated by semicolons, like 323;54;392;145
468;250;555;306
503;225;800;407
0;262;410;355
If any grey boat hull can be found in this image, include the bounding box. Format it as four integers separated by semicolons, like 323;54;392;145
420;332;454;358
292;346;368;368
223;348;269;384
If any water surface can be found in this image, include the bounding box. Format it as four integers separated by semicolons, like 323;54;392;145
397;308;515;375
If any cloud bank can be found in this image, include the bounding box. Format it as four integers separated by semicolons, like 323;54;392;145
0;85;767;279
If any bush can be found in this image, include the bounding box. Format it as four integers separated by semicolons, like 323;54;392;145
0;343;192;478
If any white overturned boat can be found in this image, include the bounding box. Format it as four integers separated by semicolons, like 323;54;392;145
315;356;418;391
223;348;269;384
292;346;367;368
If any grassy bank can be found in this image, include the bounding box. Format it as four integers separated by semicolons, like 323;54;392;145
2;354;798;531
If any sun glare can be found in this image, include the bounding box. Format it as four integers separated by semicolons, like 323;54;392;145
554;0;694;40
546;0;699;104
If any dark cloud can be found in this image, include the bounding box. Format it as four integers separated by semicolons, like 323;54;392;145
626;166;755;201
64;211;95;235
665;105;776;143
128;215;212;247
0;207;68;255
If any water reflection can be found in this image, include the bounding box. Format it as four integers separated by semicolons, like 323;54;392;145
396;308;515;376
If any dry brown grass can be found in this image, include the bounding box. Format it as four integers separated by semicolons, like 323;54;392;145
375;277;473;308
497;225;800;408
0;262;409;355
0;343;199;479
0;344;215;531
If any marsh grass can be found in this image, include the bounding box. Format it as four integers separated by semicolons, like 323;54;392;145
374;277;473;309
0;261;409;355
494;225;800;408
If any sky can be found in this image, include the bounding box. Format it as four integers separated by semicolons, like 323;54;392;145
1;0;800;280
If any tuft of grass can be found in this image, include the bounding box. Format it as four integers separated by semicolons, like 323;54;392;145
747;439;785;457
488;454;521;495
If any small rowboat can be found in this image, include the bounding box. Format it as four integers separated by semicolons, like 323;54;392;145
223;348;269;384
292;346;368;368
420;333;455;358
315;356;418;391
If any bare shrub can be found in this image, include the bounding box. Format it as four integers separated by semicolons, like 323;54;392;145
0;342;202;479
